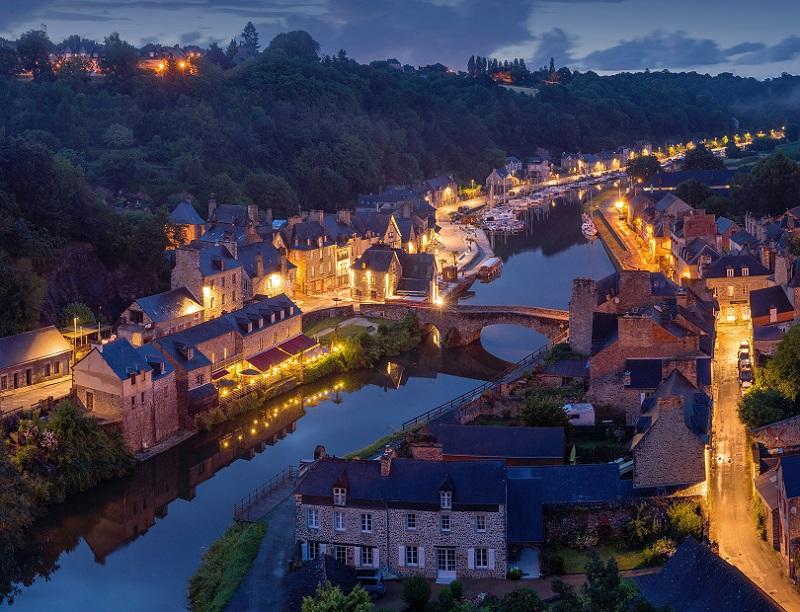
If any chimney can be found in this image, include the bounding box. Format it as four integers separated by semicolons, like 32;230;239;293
287;215;301;231
314;444;327;460
255;253;264;278
247;204;258;223
380;446;396;477
264;208;273;225
317;236;324;249
208;198;217;220
310;209;324;224
338;209;352;225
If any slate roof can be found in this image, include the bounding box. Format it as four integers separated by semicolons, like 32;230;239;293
154;338;212;372
351;247;398;272
168;201;205;225
780;454;800;498
649;272;679;296
0;325;72;369
281;221;332;250
507;477;544;543
237;241;295;279
730;229;759;248
755;466;779;511
295;457;506;507
634;537;780;612
133;287;203;323
591;312;619;354
541;359;589;378
210;204;249;225
286;555;358;611
222;294;299;336
196;245;242;276
507;463;630;504
703;246;770;278
749;285;793;319
680;237;719;265
716;216;737;235
635;370;711;446
429;424;564;460
654;193;692;215
625;358;663;389
136;344;175;381
95;339;153;380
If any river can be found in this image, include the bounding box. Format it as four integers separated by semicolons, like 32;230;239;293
5;196;613;611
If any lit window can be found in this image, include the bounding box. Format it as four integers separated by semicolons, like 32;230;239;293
475;548;489;568
406;513;417;530
742;267;749;277
727;285;734;297
405;546;419;566
307;508;319;529
361;513;372;533
441;514;451;532
726;267;734;277
476;515;486;532
440;491;452;509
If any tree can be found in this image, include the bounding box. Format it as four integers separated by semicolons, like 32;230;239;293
16;30;53;80
102;123;135;148
98;150;140;190
738;387;796;428
267;31;320;62
666;501;703;539
241;22;260;58
205;42;228;68
521;391;570;427
682;144;725;171
0;47;19;78
0;258;46;336
583;553;638;611
467;55;476;77
225;38;239;64
787;124;800;142
100;33;139;81
0;442;35;606
734;152;800;216
301;582;371;612
244;172;298;216
675;179;713;207
626;154;661;180
59;302;96;329
500;588;546;612
401;574;431;611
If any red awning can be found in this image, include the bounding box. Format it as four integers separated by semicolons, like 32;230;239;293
248;348;289;372
278;334;318;356
211;369;229;380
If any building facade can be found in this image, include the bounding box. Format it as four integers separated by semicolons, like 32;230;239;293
0;326;73;394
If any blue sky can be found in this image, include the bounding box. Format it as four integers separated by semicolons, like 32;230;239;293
1;0;799;77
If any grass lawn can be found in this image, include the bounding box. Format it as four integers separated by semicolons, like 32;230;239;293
553;545;647;574
303;316;347;337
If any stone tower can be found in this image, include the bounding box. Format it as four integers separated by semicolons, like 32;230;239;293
569;278;597;356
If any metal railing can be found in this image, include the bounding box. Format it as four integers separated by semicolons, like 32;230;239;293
401;332;568;431
233;465;298;522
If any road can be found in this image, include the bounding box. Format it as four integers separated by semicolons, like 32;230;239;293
595;189;658;272
0;376;72;414
710;323;800;610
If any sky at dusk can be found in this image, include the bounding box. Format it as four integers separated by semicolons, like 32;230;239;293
1;0;799;78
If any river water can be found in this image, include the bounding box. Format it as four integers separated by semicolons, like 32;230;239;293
6;197;613;611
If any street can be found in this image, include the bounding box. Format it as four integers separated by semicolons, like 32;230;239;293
710;323;800;610
0;376;72;414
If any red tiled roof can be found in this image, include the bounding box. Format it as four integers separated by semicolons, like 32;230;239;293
248;348;289;372
278;334;318;356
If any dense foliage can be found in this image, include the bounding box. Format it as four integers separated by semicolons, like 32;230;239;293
188;520;267;612
301;583;371;612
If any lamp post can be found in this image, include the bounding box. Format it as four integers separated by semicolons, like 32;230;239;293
73;317;78;360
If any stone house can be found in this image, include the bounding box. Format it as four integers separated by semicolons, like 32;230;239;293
750;285;795;355
672;237;719;281
704;246;771;323
151;334;216;421
165;201;206;248
526;157;551;183
560;153;585;175
756;466;781;551
237;240;295;299
715;216;740;253
350;245;438;303
72;338;181;452
117;287;204;347
0;326;73;393
294;449;508;581
171;244;243;320
776;455;800;583
420;175;457;208
631;370;711;491
407;424;564;466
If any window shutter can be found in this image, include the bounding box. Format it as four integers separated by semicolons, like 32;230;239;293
467;548;475;570
373;547;380;568
301;542;309;561
354;546;361;567
320;543;328;555
419;546;425;568
398;545;406;567
488;549;496;570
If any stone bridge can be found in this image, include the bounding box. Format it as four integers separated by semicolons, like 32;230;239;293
359;303;569;347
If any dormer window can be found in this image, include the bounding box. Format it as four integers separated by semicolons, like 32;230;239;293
440;491;452;509
726;267;734;277
258;317;264;329
742;267;749;277
333;487;347;506
271;313;276;324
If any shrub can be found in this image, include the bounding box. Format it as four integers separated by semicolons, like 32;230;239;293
569;529;599;550
437;586;455;610
540;551;565;576
667;501;703;540
499;588;545;612
641;538;676;567
448;580;463;601
401;574;431;611
188;521;267;612
506;567;523;580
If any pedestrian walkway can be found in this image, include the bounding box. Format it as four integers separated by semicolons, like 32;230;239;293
225;495;296;612
0;376;72;414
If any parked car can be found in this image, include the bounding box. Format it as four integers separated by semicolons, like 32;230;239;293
739;367;754;389
355;568;386;599
738;355;752;369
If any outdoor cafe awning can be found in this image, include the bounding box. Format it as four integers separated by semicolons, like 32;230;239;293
211;369;229;381
277;334;318;356
248;347;289;372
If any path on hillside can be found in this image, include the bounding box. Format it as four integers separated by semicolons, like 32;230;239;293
710;324;800;610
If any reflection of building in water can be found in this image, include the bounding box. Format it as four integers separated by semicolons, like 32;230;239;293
369;361;405;390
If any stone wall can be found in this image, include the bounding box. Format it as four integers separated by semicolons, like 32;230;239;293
1;352;71;392
569;278;597;355
752;415;800;451
152;371;180;444
302;305;356;328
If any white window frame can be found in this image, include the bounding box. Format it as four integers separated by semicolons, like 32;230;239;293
360;513;372;533
406;513;417;530
308;541;320;559
742;267;749;277
440;491;452;509
441;514;451;532
726;267;734;277
476;514;486;532
475;547;489;569
405;545;419;566
333;510;345;531
333;544;347;564
333;487;346;506
360;546;373;567
307;508;319;529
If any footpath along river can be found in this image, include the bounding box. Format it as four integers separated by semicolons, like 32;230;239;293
7;197;613;612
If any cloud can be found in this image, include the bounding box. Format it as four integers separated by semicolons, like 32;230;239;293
725;41;765;56
582;31;726;70
180;31;203;44
736;35;800;64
